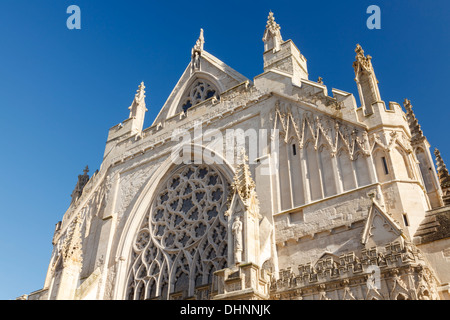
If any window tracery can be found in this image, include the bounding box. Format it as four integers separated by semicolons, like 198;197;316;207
181;80;219;113
126;164;229;300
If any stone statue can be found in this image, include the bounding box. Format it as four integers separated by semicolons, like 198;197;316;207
232;216;243;264
367;270;377;290
192;51;200;70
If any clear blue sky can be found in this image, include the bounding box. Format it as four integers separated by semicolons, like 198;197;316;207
0;0;448;300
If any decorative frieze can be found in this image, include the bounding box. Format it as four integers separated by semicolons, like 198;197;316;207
270;241;440;300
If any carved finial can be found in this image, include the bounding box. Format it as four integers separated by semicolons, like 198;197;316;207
355;44;364;57
129;82;147;118
70;166;90;205
263;11;283;52
353;43;373;72
193;28;204;52
131;81;146;105
266;11;280;32
265;11;282;38
317;77;323;84
403;99;425;144
136;81;146;101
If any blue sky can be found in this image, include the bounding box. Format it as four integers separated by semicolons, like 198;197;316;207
0;0;448;300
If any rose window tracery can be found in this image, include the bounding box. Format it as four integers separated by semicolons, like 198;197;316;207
126;164;229;300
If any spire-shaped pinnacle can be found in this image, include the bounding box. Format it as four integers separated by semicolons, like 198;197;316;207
353;43;373;73
263;11;283;52
266;11;280;33
70;166;90;205
355;44;365;58
404;99;425;144
129;81;147;118
435;149;450;186
193;28;204;52
232;149;258;206
435;148;450;205
135;81;146;103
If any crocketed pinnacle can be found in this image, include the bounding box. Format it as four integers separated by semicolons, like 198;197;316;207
232;149;257;205
70;166;90;205
266;11;282;36
435;149;450;188
353;44;373;73
435;148;450;205
193;28;204;52
404;99;425;144
129;81;147;117
135;81;146;103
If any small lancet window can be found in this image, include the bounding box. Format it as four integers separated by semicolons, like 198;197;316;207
402;213;410;227
381;157;389;175
292;144;297;156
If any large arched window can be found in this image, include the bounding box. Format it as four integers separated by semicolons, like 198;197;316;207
126;164;229;300
180;79;219;112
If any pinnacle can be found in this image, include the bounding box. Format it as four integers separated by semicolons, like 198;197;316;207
355;43;364;56
266;11;280;32
137;81;145;95
435;148;450;190
133;81;146;103
435;149;448;173
233;148;256;202
403;99;424;142
193;28;205;52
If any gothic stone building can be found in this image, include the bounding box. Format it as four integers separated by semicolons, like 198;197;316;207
26;12;450;300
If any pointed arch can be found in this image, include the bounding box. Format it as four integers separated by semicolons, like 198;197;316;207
415;147;434;192
304;140;323;201
372;147;392;183
318;143;337;197
288;134;305;206
336;147;357;191
391;145;414;180
177;74;221;113
114;145;235;300
353;151;372;187
278;134;292;210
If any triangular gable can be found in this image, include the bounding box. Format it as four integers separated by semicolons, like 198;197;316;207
152;50;249;126
362;201;403;247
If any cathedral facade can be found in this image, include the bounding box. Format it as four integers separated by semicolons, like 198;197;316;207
26;12;449;300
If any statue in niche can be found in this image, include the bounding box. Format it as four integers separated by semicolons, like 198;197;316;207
192;51;200;71
232;216;243;264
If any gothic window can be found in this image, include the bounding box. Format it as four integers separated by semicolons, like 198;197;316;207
402;213;410;227
416;148;434;192
373;149;391;183
381;157;389;175
180;80;219;113
126;164;229;300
